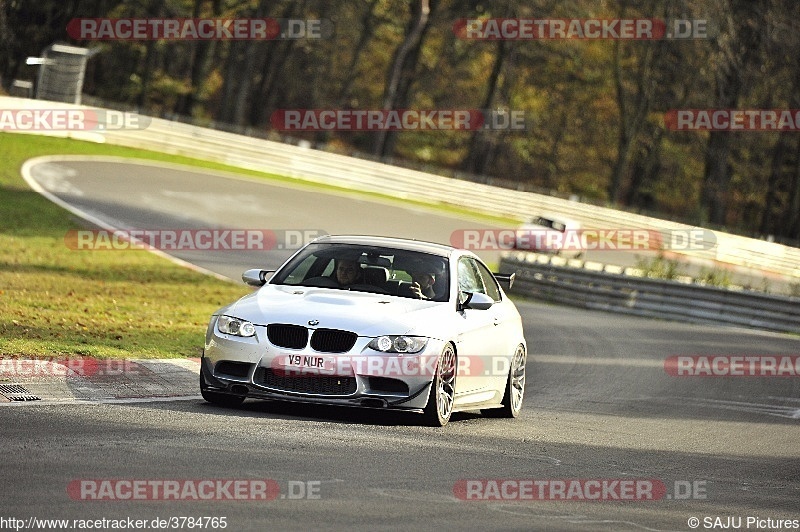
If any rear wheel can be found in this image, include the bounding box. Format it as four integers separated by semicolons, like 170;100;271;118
422;343;457;427
200;370;245;408
483;344;526;418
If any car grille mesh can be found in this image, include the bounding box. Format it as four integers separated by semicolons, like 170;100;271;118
254;367;357;395
214;361;252;378
266;324;357;353
367;377;409;395
267;324;308;349
310;329;358;353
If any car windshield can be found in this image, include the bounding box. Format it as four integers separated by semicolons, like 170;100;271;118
271;243;450;302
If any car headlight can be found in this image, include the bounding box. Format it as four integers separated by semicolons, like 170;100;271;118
217;315;256;337
368;335;428;353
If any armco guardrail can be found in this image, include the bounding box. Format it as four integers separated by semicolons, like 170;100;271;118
2;95;800;280
501;253;800;334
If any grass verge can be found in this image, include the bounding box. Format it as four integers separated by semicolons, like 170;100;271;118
0;133;253;359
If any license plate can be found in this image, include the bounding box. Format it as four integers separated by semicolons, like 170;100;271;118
273;354;337;374
287;354;327;369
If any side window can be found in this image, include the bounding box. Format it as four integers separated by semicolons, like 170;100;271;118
457;258;484;294
474;261;502;302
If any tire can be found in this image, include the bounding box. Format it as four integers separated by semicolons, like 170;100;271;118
200;370;245;408
422;343;457;427
483;344;526;418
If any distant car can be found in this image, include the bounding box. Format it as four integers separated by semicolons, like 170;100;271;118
514;214;581;254
201;235;526;426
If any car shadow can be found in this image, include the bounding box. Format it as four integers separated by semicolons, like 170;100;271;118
194;397;484;427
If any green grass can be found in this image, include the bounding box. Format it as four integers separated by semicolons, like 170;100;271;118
634;253;684;281
0;133;253;358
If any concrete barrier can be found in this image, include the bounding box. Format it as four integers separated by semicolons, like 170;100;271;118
501;253;800;334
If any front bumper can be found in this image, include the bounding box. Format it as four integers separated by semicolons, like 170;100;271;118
202;322;441;413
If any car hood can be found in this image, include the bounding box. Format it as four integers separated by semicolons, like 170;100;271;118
220;284;449;338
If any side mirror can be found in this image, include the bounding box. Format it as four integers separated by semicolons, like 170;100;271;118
242;269;274;287
458;291;494;311
493;272;515;290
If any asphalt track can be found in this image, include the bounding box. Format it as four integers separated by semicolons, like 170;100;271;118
3;158;799;531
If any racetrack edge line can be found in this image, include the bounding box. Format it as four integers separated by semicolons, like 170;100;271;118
20;155;235;283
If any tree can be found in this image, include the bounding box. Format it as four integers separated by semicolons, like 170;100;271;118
700;0;766;225
173;0;222;117
372;0;433;159
608;1;664;204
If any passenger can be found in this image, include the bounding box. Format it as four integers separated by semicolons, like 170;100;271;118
406;267;437;300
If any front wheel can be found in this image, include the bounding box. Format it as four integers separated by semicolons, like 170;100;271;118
422;343;457;427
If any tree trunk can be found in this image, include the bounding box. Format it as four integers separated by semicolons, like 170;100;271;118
701;0;765;225
0;0;13;88
217;41;244;123
336;0;381;107
608;14;660;205
230;0;271;127
759;132;789;235
251;0;304;126
784;137;800;241
372;0;431;159
174;0;221;117
461;39;508;175
625;123;664;210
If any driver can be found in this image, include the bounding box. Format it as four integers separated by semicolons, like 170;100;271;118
335;258;363;287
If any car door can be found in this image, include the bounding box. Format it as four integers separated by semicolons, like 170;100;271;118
472;259;519;391
452;256;499;404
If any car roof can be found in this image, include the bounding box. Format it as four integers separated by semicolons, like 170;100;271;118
311;235;458;257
